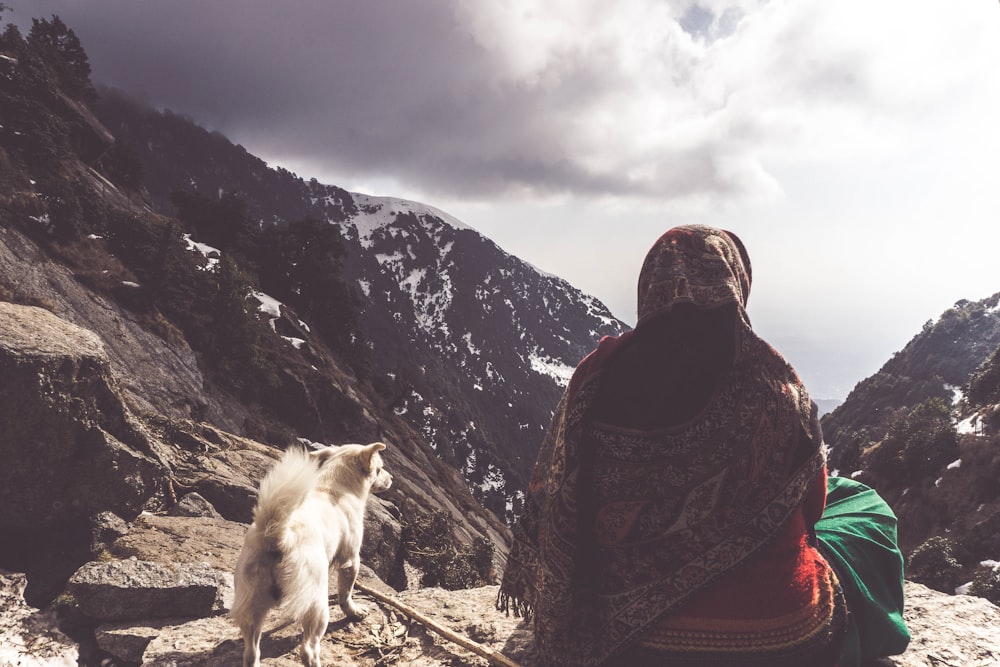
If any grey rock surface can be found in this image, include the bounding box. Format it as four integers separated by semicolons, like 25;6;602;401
0;302;167;533
0;225;250;432
170;492;225;520
109;514;247;574
163;425;281;524
363;495;407;590
67;558;232;622
887;581;1000;667
88;511;131;557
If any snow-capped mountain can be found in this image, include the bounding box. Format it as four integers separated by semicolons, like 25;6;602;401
93;90;628;520
311;187;627;519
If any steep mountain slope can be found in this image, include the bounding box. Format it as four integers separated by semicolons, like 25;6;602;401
821;294;1000;596
321;191;623;517
0;15;508;601
96;92;628;519
823;293;1000;470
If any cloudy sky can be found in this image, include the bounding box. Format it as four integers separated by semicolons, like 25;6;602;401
9;0;1000;399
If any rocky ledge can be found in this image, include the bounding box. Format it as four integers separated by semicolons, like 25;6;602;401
2;506;998;667
0;544;1000;667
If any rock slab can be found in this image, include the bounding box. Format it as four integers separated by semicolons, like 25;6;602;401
72;578;1000;667
67;558;232;622
888;581;1000;667
0;302;166;535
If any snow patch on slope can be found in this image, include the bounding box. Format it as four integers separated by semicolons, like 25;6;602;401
529;349;576;387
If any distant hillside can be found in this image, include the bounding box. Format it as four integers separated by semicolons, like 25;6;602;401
823;293;1000;471
815;398;842;418
821;294;1000;598
329;192;623;517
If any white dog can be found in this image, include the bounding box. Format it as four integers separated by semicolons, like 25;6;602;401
232;442;393;667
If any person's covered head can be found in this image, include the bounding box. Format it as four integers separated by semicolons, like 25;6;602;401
636;224;752;326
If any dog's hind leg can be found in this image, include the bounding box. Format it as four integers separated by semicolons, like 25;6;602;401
233;567;270;667
239;611;266;667
299;592;329;667
336;560;367;620
233;549;280;667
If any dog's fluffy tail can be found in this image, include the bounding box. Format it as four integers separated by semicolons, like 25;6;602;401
253;446;321;544
237;447;329;626
233;448;323;631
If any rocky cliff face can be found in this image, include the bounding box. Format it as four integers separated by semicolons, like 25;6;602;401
0;301;168;604
0;302;508;651
823;293;1000;468
0;301;162;527
0;224;250;432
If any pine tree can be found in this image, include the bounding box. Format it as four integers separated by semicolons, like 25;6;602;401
26;15;94;102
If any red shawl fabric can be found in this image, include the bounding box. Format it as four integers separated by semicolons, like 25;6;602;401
498;226;834;666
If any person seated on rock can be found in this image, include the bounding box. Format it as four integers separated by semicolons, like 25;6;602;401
498;225;910;667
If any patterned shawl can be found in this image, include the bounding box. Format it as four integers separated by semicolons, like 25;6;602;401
498;225;826;666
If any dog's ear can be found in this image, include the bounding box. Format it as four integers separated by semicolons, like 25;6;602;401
310;446;338;465
362;442;387;472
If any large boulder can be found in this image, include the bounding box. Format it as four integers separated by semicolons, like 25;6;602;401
0;302;168;603
0;302;166;530
67;558;232;622
108;514;247;573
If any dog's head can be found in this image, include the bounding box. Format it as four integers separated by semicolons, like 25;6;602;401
362;442;393;493
312;441;392;496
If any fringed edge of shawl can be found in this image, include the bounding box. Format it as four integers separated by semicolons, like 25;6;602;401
497;556;536;618
496;589;534;619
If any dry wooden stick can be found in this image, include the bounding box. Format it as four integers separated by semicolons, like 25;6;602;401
354;582;524;667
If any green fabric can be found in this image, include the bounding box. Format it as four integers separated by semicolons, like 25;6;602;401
815;476;910;667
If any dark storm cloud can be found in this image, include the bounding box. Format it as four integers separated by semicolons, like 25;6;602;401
7;0;751;200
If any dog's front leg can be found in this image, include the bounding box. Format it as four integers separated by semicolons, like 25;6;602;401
336;560;367;620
